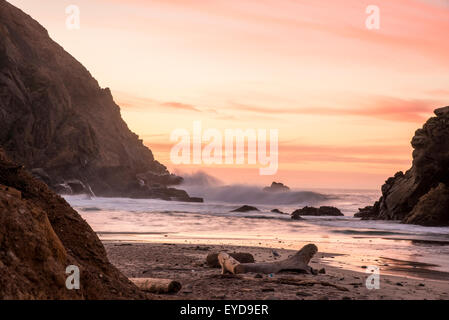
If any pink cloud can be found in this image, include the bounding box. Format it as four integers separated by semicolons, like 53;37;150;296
230;97;439;122
161;102;200;112
113;91;200;112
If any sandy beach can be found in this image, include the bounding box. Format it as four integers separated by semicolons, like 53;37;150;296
2;0;449;304
104;241;449;300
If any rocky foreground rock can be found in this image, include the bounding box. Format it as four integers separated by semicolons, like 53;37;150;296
0;150;145;299
355;106;449;226
0;1;199;202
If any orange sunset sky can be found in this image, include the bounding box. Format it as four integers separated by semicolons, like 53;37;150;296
9;0;449;189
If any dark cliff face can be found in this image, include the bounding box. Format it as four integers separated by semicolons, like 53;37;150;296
356;106;449;226
0;1;196;201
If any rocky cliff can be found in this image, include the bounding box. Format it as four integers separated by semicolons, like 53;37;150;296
0;1;199;201
355;106;449;226
0;149;147;299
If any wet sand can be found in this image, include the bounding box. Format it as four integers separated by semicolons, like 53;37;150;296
104;241;449;300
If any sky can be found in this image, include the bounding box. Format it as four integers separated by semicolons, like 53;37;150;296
9;0;449;189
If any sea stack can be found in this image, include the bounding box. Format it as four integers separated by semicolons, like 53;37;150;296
355;106;449;226
263;182;290;192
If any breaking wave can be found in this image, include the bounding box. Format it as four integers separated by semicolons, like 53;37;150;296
178;171;328;205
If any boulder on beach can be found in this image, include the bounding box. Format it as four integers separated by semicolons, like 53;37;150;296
292;206;343;219
271;209;287;215
0;150;145;299
263;182;290;192
231;205;260;212
356;106;449;226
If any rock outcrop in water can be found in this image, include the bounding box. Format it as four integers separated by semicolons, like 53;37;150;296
0;150;145;299
263;182;290;192
292;206;343;219
231;205;260;212
0;1;199;202
271;208;287;215
355;106;449;226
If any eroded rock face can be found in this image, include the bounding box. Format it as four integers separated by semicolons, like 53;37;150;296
355;106;449;226
0;1;199;201
0;150;146;299
405;183;449;226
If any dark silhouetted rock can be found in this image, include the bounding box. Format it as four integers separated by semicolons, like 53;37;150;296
0;1;199;202
231;205;260;212
0;149;145;299
292;206;343;219
263;182;290;192
186;197;204;203
206;252;255;268
293;207;319;217
354;202;380;219
318;206;344;216
356;106;449;226
271;208;287;214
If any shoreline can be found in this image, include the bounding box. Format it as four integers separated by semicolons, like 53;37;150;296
98;233;449;281
71;193;449;283
104;241;449;300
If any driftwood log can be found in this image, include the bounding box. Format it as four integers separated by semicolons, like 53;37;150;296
130;278;182;294
206;252;255;268
218;244;318;275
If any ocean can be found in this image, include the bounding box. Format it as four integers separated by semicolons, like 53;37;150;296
64;185;449;281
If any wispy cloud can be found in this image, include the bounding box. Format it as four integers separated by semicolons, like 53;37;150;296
278;142;411;166
230;96;439;122
279;143;411;157
425;89;449;97
161;102;200;112
113;91;201;112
